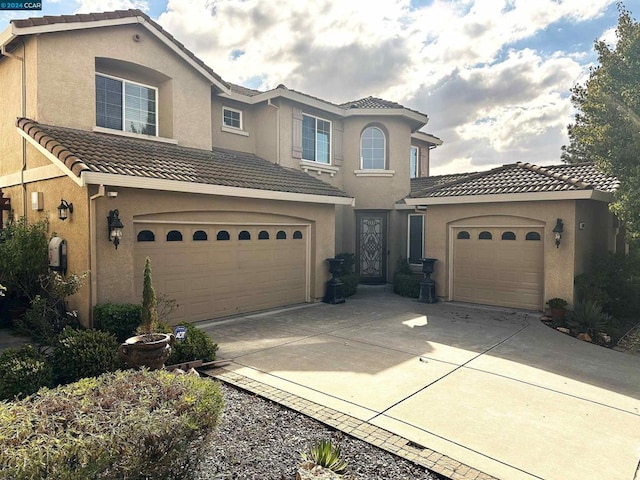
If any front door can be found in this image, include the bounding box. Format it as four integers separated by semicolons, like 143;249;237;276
356;211;388;284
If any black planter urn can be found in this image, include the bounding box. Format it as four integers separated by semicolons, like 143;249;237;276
418;258;438;304
323;258;345;304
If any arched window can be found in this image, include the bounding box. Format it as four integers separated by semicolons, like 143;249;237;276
137;230;155;242
526;231;541;241
478;231;492;240
293;230;303;239
258;230;269;240
456;231;470;240
193;230;208;241
216;230;230;241
360;126;386;169
276;230;287;240
166;230;183;242
238;230;251;240
501;231;516;240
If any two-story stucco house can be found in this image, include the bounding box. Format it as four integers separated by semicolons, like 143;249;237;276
0;9;623;326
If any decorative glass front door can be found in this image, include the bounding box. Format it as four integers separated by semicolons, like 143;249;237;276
356;211;387;284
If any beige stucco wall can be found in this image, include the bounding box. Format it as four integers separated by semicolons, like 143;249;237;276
425;200;582;308
92;188;336;317
573;200;616;278
211;96;257;153
34;25;213;150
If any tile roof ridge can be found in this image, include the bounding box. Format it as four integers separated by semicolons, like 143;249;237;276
16;118;91;176
412;164;511;196
517;162;593;190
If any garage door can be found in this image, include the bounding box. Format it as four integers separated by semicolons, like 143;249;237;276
133;223;308;324
452;226;543;310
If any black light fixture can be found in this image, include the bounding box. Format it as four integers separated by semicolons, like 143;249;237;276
107;209;124;249
57;199;73;221
553;218;564;248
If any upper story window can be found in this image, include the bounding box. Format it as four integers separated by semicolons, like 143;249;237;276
223;107;242;129
96;74;157;136
410;146;419;178
360;127;385;169
302;114;331;164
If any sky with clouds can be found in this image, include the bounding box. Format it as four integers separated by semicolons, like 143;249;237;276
0;0;633;174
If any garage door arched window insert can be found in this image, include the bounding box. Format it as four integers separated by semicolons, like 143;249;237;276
193;230;208;241
293;230;303;239
501;231;516;240
167;230;183;242
137;230;155;242
478;231;492;240
239;230;251;240
258;230;270;240
276;230;287;240
457;231;470;240
216;230;230;241
525;231;541;241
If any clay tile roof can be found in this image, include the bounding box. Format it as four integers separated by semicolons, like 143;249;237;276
228;83;263;97
410;162;618;198
10;9;229;89
339;96;404;109
17;118;350;199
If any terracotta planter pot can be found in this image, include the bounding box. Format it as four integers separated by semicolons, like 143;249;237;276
118;333;175;370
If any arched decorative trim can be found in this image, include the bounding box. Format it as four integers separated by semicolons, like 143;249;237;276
526;231;541;241
137;230;155;242
457;231;470;240
216;230;230;241
193;230;208;241
166;230;183;242
293;230;303;239
478;231;492;240
276;230;287;240
501;231;516;240
258;230;269;240
238;230;251;240
360;126;386;169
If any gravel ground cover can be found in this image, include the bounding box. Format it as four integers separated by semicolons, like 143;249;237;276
195;382;442;480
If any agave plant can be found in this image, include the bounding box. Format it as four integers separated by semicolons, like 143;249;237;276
301;439;348;475
567;299;609;337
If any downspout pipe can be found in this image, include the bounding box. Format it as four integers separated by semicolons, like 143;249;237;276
89;185;106;327
1;41;27;216
267;98;280;165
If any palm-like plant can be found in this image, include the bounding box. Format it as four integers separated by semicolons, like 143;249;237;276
302;439;348;475
567;299;609;337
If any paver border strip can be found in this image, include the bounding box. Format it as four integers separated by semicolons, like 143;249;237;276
205;367;498;480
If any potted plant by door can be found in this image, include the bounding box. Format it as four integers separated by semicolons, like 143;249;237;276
546;297;568;326
118;257;174;370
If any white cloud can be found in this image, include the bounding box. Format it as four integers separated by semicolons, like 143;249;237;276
75;0;149;13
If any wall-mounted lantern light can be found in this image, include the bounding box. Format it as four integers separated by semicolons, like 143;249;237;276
553;218;564;248
57;199;73;221
107;209;124;249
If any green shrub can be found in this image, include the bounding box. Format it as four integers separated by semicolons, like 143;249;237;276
336;253;359;297
0;344;53;400
302;439;348;475
93;302;141;342
15;294;79;348
567;299;609;338
0;369;224;479
393;273;421;298
53;327;122;385
166;323;218;366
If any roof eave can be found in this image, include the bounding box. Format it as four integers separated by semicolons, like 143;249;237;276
412;131;443;146
405;190;615;205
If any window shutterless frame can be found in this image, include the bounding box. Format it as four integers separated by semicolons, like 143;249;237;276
95;73;158;136
410;146;420;178
222;106;243;129
302;114;331;164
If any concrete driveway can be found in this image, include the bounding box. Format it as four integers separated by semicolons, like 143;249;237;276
199;286;640;480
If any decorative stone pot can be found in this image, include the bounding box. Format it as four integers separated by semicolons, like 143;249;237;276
418;257;438;304
118;333;175;370
323;257;345;305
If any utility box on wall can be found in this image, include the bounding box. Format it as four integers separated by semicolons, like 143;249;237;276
48;237;67;273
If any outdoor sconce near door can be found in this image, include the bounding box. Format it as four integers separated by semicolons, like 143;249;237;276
553;218;564;248
57;199;73;221
107;209;124;249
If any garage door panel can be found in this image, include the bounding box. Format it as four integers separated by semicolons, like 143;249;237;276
134;223;309;324
453;226;543;310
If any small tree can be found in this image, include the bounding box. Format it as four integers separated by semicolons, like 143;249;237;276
138;256;158;335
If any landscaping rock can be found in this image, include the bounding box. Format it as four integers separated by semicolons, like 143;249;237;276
556;327;571;334
297;461;342;480
576;333;592;343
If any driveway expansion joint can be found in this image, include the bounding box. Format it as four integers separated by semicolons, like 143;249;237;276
205;367;499;480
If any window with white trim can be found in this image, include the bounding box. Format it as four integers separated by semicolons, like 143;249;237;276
361;126;386;169
408;214;424;265
410;146;419;178
96;74;157;136
302;114;331;164
222;107;242;129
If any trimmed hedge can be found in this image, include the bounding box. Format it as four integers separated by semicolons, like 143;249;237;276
0;344;53;400
393;273;421;298
0;369;224;480
93;302;142;342
167;323;218;366
53;327;122;385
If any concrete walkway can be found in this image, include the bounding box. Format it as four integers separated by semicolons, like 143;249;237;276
200;286;640;480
